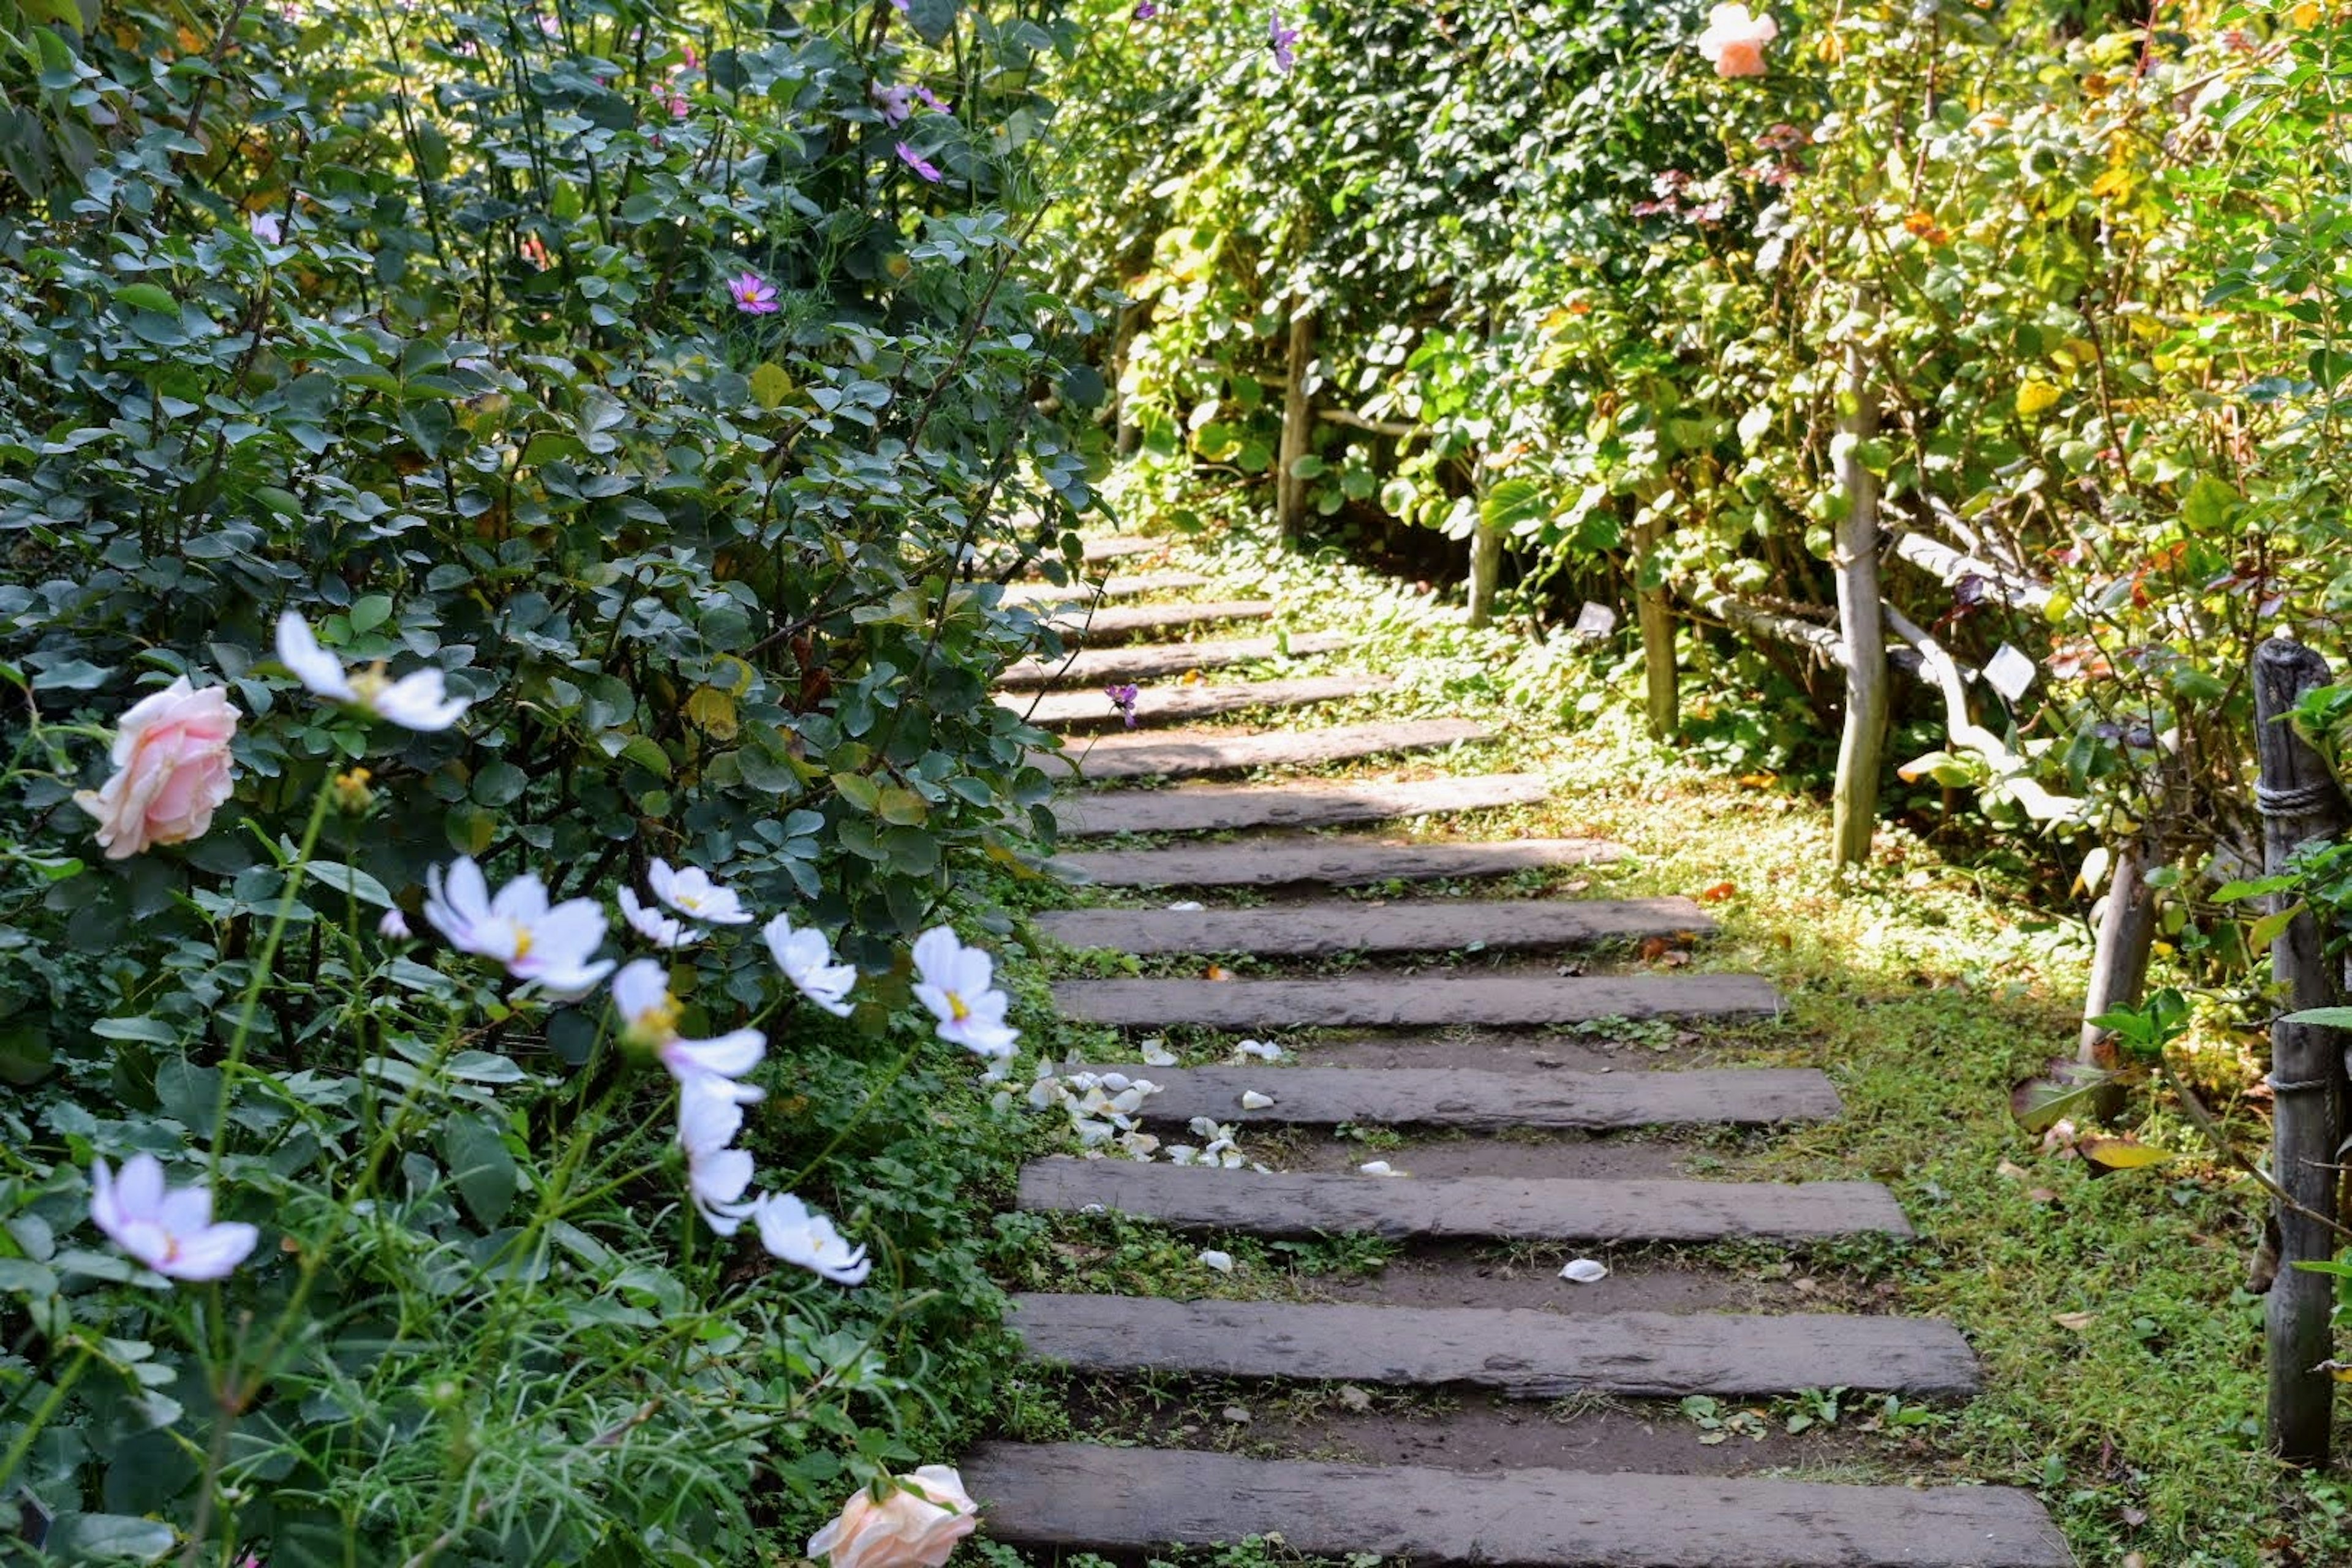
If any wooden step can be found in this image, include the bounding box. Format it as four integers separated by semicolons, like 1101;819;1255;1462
1051;973;1782;1028
1001;570;1211;607
1082;533;1163;564
1019;1161;1913;1241
1061;1064;1839;1128
962;1444;2074;1567
1037;897;1711;956
1044;600;1275;643
998;633;1354;689
1049;775;1555;836
1009;1295;1981;1399
1001;674;1389;733
1032;718;1489;782
1051;837;1623;887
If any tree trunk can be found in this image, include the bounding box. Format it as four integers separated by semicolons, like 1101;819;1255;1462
1830;300;1887;871
1275;301;1314;545
1466;521;1502;628
1634;519;1678;737
2078;840;2160;1063
2256;637;2352;1465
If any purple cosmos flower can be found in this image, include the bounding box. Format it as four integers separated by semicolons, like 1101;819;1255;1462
1105;684;1140;728
1134;1;1159;15
873;82;916;124
729;272;780;314
889;0;909;10
896;142;943;183
914;85;949;112
1269;10;1298;71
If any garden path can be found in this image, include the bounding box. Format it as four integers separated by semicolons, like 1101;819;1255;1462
970;543;2074;1568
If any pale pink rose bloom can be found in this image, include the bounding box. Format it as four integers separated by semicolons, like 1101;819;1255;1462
808;1468;978;1568
1697;3;1777;77
74;677;240;859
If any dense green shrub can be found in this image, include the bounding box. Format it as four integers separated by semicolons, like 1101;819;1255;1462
0;0;1102;1559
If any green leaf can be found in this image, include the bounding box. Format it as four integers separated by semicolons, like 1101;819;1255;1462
305;860;393;909
52;1514;176;1562
833;773;882;813
2280;1007;2352;1030
92;1016;177;1046
110;283;178;316
905;0;959;45
156;1058;222;1135
440;1115;519;1228
1479;477;1547;535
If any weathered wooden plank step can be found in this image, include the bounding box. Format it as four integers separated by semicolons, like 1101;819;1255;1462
1020;1161;1913;1240
962;1444;2075;1567
1044;600;1275;644
1001;570;1212;606
998;633;1354;690
1061;1064;1838;1128
1049;775;1555;837
1082;533;1163;564
1052;973;1781;1028
1009;1295;1980;1399
1031;718;1488;782
1002;674;1390;733
1037;897;1710;955
1052;837;1622;886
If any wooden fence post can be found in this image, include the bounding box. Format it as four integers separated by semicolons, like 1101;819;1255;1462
1633;519;1678;738
1275;300;1315;545
2255;636;2352;1464
1830;297;1887;870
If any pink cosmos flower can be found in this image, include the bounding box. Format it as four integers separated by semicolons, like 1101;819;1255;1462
89;1154;259;1284
873;83;916;124
913;85;948;112
895;143;943;183
729;273;780;314
74;679;240;860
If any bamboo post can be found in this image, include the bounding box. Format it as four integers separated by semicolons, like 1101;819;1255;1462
1830;298;1887;870
2078;840;2160;1063
1634;519;1678;737
1275;300;1315;545
2255;637;2352;1464
1466;521;1502;628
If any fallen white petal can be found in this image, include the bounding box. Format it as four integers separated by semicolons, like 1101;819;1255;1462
1560;1257;1610;1284
1233;1039;1284;1061
1140;1041;1179;1066
1166;900;1206;912
1197;1248;1235;1273
1358;1160;1401;1177
1238;1090;1274;1110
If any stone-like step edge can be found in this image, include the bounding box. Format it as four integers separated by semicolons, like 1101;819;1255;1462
1036;897;1711;956
1051;973;1782;1028
1049;774;1555;836
960;1444;2076;1568
997;632;1354;690
1031;717;1489;782
1001;570;1212;606
1019;1161;1914;1241
1001;674;1390;733
1058;1064;1839;1128
1009;1295;1981;1399
1044;599;1275;644
1050;836;1623;886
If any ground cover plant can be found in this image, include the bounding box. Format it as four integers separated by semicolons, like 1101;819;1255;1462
0;0;1122;1559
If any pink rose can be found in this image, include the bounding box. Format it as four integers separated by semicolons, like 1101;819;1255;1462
74;677;239;859
808;1467;978;1568
1697;3;1777;77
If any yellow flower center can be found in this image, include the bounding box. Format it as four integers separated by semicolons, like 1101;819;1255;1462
511;927;535;960
349;663;391;704
947;992;971;1023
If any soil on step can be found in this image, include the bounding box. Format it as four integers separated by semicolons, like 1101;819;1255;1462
1072;1387;1899;1479
1257;1131;1706;1181
1302;1248;1794;1316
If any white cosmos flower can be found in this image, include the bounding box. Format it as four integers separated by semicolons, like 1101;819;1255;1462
275;611;472;731
89;1153;259;1284
611;959;764;1082
424;856;615;998
751;1191;871;1284
687;1144;756;1235
910;926;1019;1061
378;908;412;940
677;1069;764;1155
647;859;753;925
619;886;703;949
764;914;856;1017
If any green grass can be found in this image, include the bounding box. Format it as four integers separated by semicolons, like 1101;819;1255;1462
992;504;2352;1565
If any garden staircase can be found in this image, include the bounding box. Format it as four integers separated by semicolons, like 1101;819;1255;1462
971;541;2075;1568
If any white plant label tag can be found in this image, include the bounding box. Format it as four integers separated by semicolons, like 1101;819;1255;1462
1985;643;2037;703
1572;601;1618;639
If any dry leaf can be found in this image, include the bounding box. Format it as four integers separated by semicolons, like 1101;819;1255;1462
1204;964;1234;982
1996;1159;2031;1183
1697;881;1738;903
2053;1311;2098;1332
